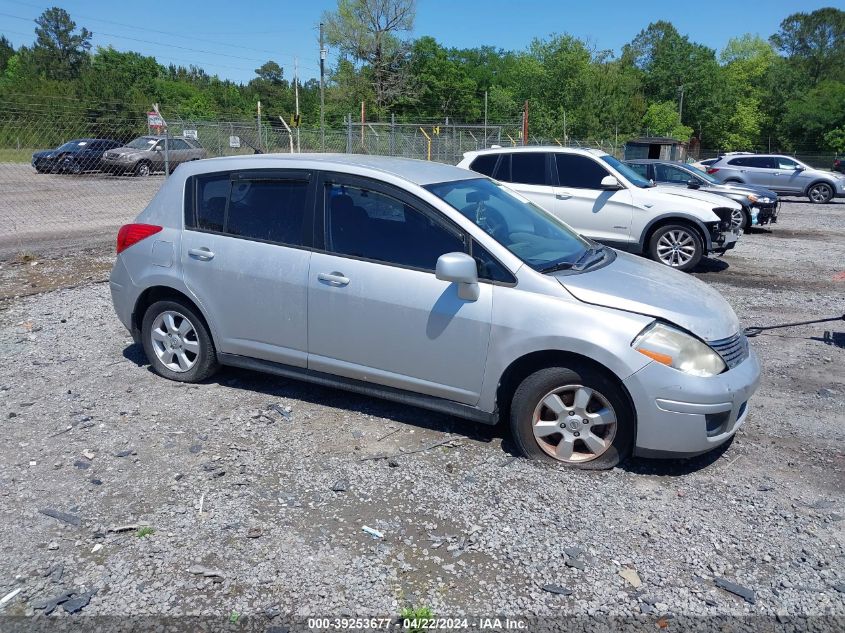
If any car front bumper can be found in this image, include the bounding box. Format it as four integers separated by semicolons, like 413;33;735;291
623;347;761;458
751;201;778;225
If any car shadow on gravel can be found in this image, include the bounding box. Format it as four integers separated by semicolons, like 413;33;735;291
122;342;506;449
691;257;729;275
622;437;734;477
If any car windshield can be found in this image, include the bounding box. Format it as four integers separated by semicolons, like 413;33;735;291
425;178;597;273
601;155;653;188
56;141;87;151
683;164;720;184
126;137;157;149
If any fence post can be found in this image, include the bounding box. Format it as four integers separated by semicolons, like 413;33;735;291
390;113;396;156
346;114;352;154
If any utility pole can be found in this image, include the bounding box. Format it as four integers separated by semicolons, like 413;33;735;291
483;90;488;146
256;100;262;152
319;22;326;152
678;85;684;122
294;58;301;153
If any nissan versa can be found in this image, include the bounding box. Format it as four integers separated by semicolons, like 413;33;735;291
109;155;760;469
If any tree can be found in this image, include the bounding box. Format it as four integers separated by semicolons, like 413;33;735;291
322;0;415;113
641;101;693;140
254;60;285;84
0;36;13;74
824;127;845;153
770;7;845;85
781;80;845;148
32;7;92;80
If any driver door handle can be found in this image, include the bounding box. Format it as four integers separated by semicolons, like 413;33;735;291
188;247;214;261
318;272;350;286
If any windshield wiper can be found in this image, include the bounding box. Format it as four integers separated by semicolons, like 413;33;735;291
539;260;576;274
572;246;605;270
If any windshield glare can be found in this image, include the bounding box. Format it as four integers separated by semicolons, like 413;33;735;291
601;155;652;188
425;178;591;272
57;141;86;151
126;137;157;150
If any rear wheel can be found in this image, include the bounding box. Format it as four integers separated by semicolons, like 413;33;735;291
141;300;219;382
648;223;703;272
807;182;833;204
510;366;634;470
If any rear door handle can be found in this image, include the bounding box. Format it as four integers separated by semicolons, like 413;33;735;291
188;247;214;261
556;193;572;200
318;272;350;286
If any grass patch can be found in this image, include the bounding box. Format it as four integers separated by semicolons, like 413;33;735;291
0;148;37;163
400;606;434;633
135;526;155;538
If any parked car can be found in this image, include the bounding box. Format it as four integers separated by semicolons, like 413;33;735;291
706;153;845;203
625;159;779;231
102;135;206;176
31;138;122;174
833;156;844;174
457;147;742;272
110;155;760;469
690;157;718;172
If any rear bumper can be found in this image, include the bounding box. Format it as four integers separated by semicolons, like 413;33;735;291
624;347;761;457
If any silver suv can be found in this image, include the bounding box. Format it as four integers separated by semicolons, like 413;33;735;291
707;153;845;203
110;155;760;469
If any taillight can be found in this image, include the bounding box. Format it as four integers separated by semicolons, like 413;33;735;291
706;168;719;174
116;223;162;254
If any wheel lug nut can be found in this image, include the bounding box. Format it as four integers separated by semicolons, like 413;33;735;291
582;419;588;424
558;422;565;429
568;411;574;416
573;431;580;437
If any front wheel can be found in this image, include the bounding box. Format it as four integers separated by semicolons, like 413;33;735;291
134;161;151;177
141;300;219;382
808;183;834;204
648;224;703;272
731;207;749;231
509;366;634;470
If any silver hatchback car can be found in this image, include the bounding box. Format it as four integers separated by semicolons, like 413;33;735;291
110;155;760;469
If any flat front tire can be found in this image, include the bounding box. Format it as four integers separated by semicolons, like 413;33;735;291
509;366;635;470
648;223;703;272
141;300;219;382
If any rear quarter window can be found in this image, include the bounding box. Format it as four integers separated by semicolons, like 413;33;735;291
469;154;498;177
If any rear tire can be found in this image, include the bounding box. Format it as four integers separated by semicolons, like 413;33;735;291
807;182;833;204
510;365;634;470
647;223;704;272
141;300;219;383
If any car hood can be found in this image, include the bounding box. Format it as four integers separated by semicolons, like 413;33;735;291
32;150;57;158
108;147;147;156
704;182;778;200
555;250;740;341
649;186;742;210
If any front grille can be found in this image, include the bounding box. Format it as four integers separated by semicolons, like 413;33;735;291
709;332;749;370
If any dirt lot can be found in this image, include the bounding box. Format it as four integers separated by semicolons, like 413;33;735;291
0;198;843;629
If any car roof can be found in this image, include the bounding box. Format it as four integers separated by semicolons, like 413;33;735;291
624;159;690;165
183;154;479;186
466;146;608;158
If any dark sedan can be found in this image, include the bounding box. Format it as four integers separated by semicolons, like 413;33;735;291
625;159;779;231
834;157;844;174
32;138;123;174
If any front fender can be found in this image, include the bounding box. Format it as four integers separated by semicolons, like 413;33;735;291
639;212;716;251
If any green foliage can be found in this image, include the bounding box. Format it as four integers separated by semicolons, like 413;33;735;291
2;4;844;154
824;127;845;153
400;606;434;633
135;526;155;538
642;101;693;140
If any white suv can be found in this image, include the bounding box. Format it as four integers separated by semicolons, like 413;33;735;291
458;147;742;271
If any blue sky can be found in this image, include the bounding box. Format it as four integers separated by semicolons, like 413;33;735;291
0;0;840;83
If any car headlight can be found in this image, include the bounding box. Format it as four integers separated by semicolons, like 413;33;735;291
759;197;771;203
632;322;726;377
747;194;758;203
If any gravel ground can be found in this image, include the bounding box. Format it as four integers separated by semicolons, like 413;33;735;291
0;199;842;629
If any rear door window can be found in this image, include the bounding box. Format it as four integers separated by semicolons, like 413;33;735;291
626;163;650;179
654;164;692;183
509;152;550;185
555;154;610;189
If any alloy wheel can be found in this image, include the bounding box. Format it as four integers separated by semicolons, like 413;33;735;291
730;208;745;231
150;310;200;372
531;384;617;464
136;162;151;177
656;229;697;267
808;184;832;203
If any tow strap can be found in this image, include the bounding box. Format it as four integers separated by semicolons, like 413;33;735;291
744;313;845;338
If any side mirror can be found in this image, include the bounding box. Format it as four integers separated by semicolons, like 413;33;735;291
687;179;701;189
153;146;162;151
600;175;622;190
436;252;480;301
794;165;804;171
